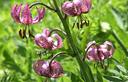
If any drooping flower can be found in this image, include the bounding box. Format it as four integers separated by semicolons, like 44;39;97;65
11;4;45;25
86;41;114;61
62;1;81;16
33;60;63;78
74;0;92;13
62;0;91;16
34;28;63;50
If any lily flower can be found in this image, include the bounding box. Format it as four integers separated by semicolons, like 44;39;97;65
11;4;45;25
86;41;114;61
34;28;63;50
62;0;91;16
33;60;63;78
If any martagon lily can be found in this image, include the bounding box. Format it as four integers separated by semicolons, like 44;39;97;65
85;41;114;61
11;4;45;25
34;28;63;50
33;59;63;78
62;0;91;16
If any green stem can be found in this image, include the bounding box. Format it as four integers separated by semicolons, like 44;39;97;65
83;42;96;61
53;0;95;82
112;30;128;57
49;52;66;66
43;77;48;82
50;29;67;37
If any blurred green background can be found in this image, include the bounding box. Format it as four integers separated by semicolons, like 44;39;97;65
0;0;128;82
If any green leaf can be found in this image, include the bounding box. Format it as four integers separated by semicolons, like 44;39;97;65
2;50;24;75
110;6;124;30
116;65;127;73
103;75;123;82
0;73;15;82
108;69;120;76
70;72;84;82
96;69;103;82
17;45;26;57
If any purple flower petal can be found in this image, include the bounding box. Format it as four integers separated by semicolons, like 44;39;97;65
11;4;22;23
87;45;100;61
35;34;51;49
20;4;32;25
52;34;63;50
32;8;45;24
42;28;50;37
103;41;114;58
80;0;92;13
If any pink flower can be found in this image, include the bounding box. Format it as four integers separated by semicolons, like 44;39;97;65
62;1;81;16
74;0;91;13
33;60;63;78
34;28;63;50
62;0;91;16
11;4;45;25
86;41;114;61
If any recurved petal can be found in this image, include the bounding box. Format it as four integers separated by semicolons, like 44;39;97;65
87;45;100;61
80;0;92;13
98;50;105;61
62;1;78;16
34;34;48;48
99;41;114;59
35;33;54;50
20;4;32;25
52;34;63;50
103;41;115;58
42;28;50;37
32;8;45;24
98;48;109;59
33;60;51;77
11;4;22;23
47;37;54;49
34;34;42;46
50;61;63;78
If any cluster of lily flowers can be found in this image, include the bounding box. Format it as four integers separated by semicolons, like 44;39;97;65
11;0;115;79
11;3;64;78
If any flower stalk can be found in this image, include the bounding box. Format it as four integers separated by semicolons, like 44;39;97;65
53;0;95;82
29;2;56;12
49;29;67;37
49;52;66;66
